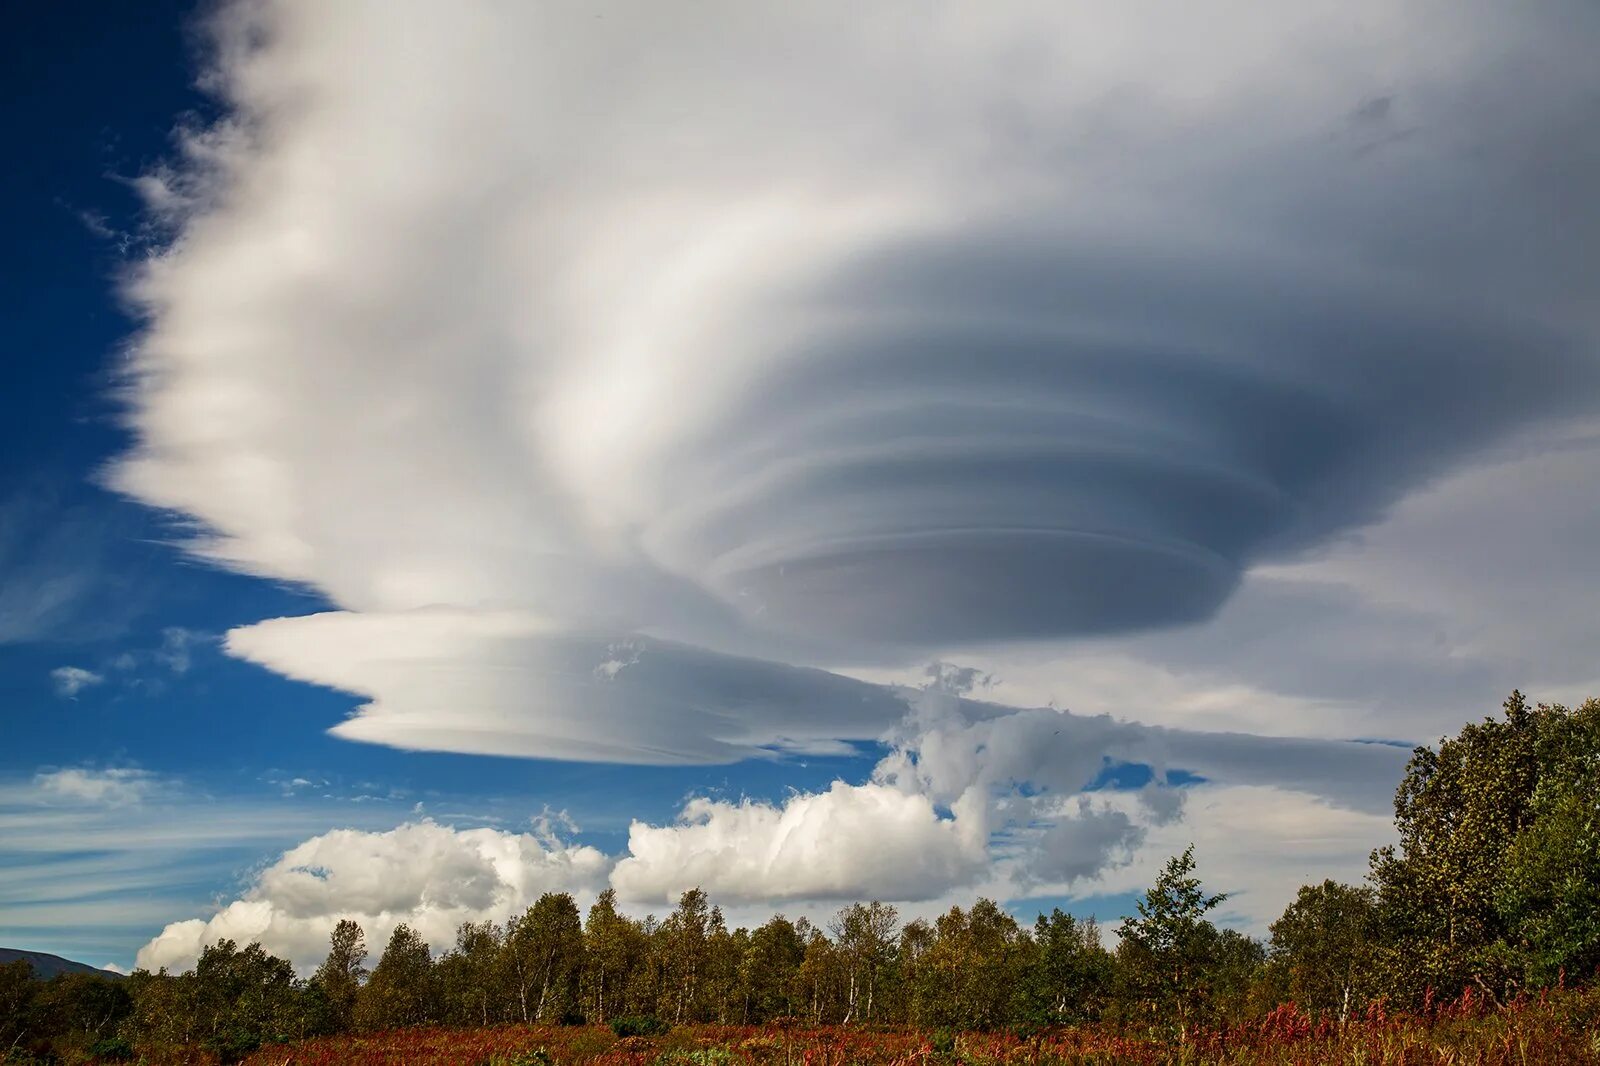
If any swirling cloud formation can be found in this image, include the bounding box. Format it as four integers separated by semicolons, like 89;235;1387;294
114;0;1600;760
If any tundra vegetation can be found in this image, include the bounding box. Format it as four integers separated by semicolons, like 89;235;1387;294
5;693;1599;1064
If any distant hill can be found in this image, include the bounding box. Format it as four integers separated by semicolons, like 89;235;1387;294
0;948;123;980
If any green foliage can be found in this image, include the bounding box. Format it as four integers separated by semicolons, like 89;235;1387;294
309;917;368;1034
1497;698;1600;985
911;900;1031;1031
1265;880;1377;1020
610;1014;671;1037
738;915;805;1022
651;1049;740;1066
830;900;899;1025
1017;909;1115;1026
0;960;38;1052
88;1034;135;1060
1117;845;1230;1036
489;1047;553;1066
505;893;585;1024
583;889;642;1025
1371;693;1600;1001
356;924;436;1031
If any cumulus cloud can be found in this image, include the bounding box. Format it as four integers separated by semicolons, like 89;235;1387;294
136;820;609;974
50;666;104;698
604;690;1404;906
135;689;1407;970
613;782;985;905
106;0;1600;767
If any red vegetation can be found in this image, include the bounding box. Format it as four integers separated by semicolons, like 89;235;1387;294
230;987;1600;1066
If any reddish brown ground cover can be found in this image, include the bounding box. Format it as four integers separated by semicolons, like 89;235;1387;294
223;989;1600;1066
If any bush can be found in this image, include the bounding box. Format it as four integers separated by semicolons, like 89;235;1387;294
489;1049;552;1066
205;1029;263;1064
88;1036;135;1061
610;1015;671;1038
652;1051;740;1066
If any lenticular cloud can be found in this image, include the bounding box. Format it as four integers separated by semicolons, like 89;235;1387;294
114;0;1600;760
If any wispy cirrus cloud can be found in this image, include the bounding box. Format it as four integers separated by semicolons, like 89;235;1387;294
30;767;159;807
49;666;104;698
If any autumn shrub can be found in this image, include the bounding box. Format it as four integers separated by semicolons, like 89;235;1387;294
651;1050;740;1066
488;1048;554;1066
611;1015;671;1038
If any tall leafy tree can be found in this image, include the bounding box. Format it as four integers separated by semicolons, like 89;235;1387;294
309;919;368;1034
701;907;746;1024
356;924;436;1031
1117;846;1228;1039
1020;909;1114;1026
582;889;641;1024
437;921;503;1027
740;915;806;1022
831;901;899;1025
1369;692;1600;999
29;973;133;1048
794;918;844;1024
919;900;1029;1030
1496;697;1600;985
897;918;938;1028
661;888;712;1023
1266;880;1377;1020
504;893;585;1023
0;961;38;1056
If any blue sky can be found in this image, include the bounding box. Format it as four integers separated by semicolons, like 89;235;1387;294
0;2;898;963
3;1;1598;974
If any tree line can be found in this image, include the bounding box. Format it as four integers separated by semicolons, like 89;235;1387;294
4;693;1596;1062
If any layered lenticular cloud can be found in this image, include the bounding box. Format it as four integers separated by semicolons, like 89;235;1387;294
110;0;1600;765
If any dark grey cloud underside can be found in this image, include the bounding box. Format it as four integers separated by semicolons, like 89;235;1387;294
656;233;1597;648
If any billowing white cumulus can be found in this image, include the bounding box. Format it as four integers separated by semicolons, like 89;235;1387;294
133;773;1396;972
612;782;986;904
136;820;609;974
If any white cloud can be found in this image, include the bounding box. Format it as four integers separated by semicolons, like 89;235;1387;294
224;608;909;763
611;691;1400;912
1085;785;1395;933
32;767;157;807
612;782;986;906
155;626;204;674
74;0;1598;956
131;695;1401;971
105;0;1600;768
135;820;609;974
50;666;104;698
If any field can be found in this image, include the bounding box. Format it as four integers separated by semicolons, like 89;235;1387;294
232;992;1600;1066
